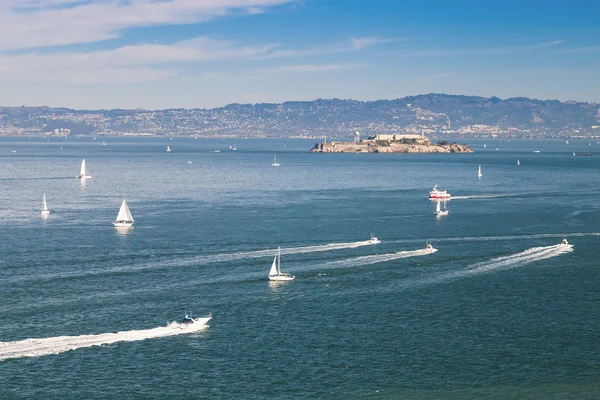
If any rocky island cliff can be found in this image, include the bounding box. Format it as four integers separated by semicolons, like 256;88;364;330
310;134;472;153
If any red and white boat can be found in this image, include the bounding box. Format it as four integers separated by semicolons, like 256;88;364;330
429;185;451;200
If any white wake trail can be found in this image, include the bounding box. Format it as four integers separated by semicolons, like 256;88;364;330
415;244;573;286
0;318;211;361
313;247;437;271
464;244;573;275
6;240;380;283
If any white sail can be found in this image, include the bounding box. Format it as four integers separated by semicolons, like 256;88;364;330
114;200;134;225
517;160;520;165
166;146;171;152
78;159;91;178
477;165;482;178
436;201;441;213
272;153;279;166
269;255;278;277
41;193;49;215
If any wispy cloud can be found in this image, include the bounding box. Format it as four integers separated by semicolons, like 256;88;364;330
349;37;402;50
0;36;376;83
0;0;296;51
261;63;365;73
409;40;566;56
561;46;600;53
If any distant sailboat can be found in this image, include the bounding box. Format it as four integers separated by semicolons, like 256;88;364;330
41;193;50;217
566;140;569;144
77;159;92;179
112;200;134;227
166;145;171;152
517;160;520;165
483;144;487;148
477;165;483;178
268;247;295;281
434;200;449;216
272;153;280;167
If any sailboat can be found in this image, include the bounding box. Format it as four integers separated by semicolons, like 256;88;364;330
41;193;50;217
268;247;295;281
477;165;483;178
77;159;92;179
272;153;280;167
112;200;134;227
166;145;171;152
434;200;449;216
517;160;520;166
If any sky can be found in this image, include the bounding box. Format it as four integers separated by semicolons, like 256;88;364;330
0;0;598;109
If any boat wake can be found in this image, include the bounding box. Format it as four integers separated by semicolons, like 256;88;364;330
6;240;381;283
313;247;437;272
463;243;573;275
414;244;573;286
0;318;211;361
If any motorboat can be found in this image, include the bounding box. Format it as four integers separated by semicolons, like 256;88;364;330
180;311;212;327
560;238;569;246
429;185;451;200
370;234;381;244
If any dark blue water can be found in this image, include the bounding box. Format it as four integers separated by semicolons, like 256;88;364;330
1;137;599;399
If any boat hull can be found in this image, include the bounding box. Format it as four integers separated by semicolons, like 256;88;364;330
113;221;134;227
177;315;212;329
268;275;295;281
77;175;92;179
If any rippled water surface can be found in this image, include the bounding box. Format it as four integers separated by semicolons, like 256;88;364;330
1;137;599;399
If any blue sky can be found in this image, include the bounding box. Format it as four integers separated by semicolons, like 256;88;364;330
0;0;598;109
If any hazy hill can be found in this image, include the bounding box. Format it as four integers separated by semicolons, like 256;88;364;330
1;94;598;138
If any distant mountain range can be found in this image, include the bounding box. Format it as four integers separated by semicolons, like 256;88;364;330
1;94;599;138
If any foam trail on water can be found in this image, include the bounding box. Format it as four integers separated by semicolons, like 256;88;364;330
0;318;211;361
415;244;573;286
305;247;437;272
385;232;600;246
4;240;379;283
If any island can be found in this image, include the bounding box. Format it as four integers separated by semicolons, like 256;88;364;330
310;134;472;153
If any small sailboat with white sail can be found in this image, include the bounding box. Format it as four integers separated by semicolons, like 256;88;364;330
41;193;50;217
166;145;171;152
272;153;280;167
112;200;134;227
77;159;92;179
517;160;520;166
477;165;483;178
434;200;448;216
268;247;294;281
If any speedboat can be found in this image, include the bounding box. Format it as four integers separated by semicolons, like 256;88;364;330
429;185;451;200
180;312;212;328
370;234;381;244
426;242;434;250
533;150;540;153
560;238;569;246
